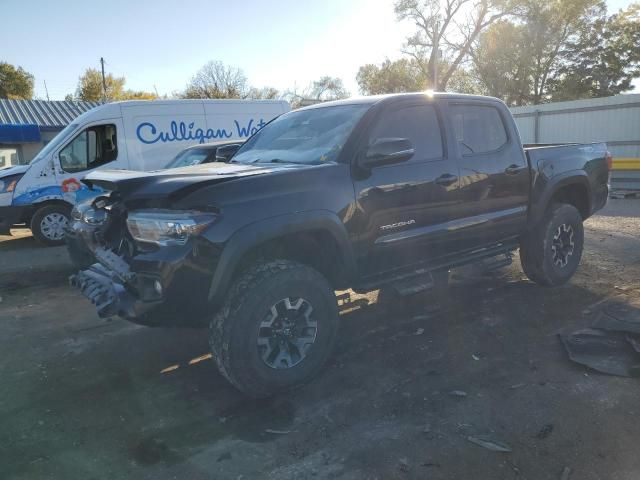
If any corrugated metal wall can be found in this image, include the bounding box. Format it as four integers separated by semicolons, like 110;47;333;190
511;95;640;191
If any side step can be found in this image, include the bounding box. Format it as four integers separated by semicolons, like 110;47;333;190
355;241;518;293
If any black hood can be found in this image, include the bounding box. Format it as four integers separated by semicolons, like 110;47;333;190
82;162;310;200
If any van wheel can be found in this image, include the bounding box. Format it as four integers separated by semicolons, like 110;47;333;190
210;260;339;398
520;203;584;286
31;204;71;246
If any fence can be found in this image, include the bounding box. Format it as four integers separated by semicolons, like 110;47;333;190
511;95;640;192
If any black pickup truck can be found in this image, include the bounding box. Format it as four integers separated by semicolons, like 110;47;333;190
67;93;610;397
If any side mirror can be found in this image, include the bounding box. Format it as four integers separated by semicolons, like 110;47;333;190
359;138;415;169
215;143;243;163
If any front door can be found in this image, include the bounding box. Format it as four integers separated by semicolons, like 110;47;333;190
54;120;126;204
352;100;461;278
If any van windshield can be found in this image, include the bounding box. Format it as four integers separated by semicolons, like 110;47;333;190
30;123;80;164
231;104;370;165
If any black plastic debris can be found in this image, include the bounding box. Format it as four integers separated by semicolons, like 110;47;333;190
593;310;640;335
559;329;640;377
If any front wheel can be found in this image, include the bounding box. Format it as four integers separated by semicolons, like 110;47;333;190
520;203;584;286
210;260;339;398
31;204;71;246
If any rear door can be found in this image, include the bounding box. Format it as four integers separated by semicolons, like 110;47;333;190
352;99;461;277
447;102;529;250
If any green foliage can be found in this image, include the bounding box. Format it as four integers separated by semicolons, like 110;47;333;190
0;62;34;100
76;68;125;101
74;68;156;101
357;58;427;94
549;2;640;100
471;0;638;104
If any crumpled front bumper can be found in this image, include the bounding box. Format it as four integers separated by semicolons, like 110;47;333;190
69;248;162;319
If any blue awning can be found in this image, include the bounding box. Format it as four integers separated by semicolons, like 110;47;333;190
0;124;41;143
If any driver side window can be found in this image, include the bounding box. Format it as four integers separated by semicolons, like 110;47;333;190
59;124;117;173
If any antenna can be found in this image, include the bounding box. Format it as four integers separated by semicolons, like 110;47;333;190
100;57;107;102
43;80;50;101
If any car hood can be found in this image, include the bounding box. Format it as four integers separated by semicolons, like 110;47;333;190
82;161;311;199
0;164;29;178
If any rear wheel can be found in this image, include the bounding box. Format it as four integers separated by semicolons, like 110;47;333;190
520;203;584;286
31;204;71;246
210;260;339;398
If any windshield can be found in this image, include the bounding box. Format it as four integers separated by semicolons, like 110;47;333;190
30;123;79;164
166;148;211;168
232;104;370;165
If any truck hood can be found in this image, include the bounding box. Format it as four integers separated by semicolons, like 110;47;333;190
0;164;29;178
82;161;311;199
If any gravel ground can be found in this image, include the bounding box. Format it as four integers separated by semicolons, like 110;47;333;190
0;199;639;480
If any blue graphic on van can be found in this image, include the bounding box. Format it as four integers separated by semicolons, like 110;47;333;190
136;118;267;145
12;184;103;206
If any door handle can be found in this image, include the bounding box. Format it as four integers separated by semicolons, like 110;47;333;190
435;174;458;187
505;164;526;175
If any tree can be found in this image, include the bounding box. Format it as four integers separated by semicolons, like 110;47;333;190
183;61;248;99
357;58;427;94
245;86;280;99
309;76;349;101
0;62;34;99
549;2;640;100
76;68;126;101
394;0;521;91
471;20;532;105
283;76;349;108
471;0;605;104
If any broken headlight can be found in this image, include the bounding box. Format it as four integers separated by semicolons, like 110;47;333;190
126;210;216;246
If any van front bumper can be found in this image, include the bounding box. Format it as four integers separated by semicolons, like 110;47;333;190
0;205;26;235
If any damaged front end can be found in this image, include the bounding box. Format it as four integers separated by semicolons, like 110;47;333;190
67;192;220;327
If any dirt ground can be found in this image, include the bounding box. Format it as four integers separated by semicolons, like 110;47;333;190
1;200;639;480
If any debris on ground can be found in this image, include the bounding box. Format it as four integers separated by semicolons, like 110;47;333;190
535;424;554;440
466;436;512;452
449;390;468;398
560;466;572;480
560;329;640;377
414;328;425;336
509;383;527;390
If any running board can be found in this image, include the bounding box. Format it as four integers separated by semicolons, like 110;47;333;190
354;241;518;293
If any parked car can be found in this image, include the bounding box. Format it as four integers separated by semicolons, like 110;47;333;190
164;140;244;169
68;92;611;397
0;99;288;245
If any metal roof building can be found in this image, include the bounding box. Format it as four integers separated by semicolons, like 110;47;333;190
0;99;100;167
511;94;640;191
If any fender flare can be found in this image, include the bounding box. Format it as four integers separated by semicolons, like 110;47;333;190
529;171;592;226
207;210;357;303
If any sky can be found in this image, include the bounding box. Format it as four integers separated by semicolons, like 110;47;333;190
2;0;636;101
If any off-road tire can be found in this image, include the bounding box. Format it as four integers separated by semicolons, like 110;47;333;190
31;204;71;246
210;260;339;398
520;203;584;286
377;269;449;313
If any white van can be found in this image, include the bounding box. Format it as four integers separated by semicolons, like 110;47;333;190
0;99;289;245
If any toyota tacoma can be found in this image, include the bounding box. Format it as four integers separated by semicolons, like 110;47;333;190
67;93;611;397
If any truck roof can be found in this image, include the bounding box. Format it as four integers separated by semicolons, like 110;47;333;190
299;92;506;111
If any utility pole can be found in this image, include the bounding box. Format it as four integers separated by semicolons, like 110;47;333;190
100;57;107;102
433;20;440;91
43;80;50;101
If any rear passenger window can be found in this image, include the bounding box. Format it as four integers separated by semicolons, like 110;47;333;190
451;105;508;155
369;105;443;162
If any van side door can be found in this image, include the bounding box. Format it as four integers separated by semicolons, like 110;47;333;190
448;101;530;250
